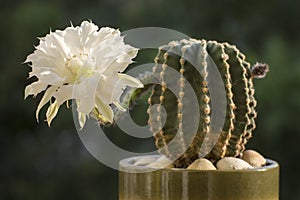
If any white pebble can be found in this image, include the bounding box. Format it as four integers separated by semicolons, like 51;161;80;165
216;157;253;170
187;158;216;170
147;156;174;168
134;156;157;166
242;150;266;167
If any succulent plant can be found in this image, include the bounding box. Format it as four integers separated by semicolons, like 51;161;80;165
119;38;268;168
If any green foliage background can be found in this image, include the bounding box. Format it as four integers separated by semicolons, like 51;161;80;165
1;0;299;199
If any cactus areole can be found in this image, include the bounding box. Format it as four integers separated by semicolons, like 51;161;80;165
121;39;268;168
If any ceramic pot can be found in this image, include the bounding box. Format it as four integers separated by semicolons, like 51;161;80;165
119;155;279;200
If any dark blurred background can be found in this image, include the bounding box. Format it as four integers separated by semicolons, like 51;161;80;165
1;0;299;199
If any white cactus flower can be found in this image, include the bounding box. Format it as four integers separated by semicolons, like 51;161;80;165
24;21;143;128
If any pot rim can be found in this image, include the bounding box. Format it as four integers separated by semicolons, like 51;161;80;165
119;155;279;173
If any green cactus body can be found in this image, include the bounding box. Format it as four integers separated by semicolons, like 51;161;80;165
146;39;256;168
117;38;264;168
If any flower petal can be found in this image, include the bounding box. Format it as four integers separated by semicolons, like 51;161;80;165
118;73;144;88
31;67;65;85
46;100;59;126
96;73;143;106
73;76;100;114
36;86;58;122
96;73;120;104
58;26;82;55
113;101;126;112
48;32;69;58
79;21;99;46
53;85;73;105
24;81;48;99
95;97;113;123
78;112;87;129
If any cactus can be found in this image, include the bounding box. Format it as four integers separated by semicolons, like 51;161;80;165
120;38;267;168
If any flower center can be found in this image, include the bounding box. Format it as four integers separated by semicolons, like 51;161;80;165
66;53;96;83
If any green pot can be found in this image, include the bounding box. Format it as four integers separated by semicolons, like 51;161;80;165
119;155;279;200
